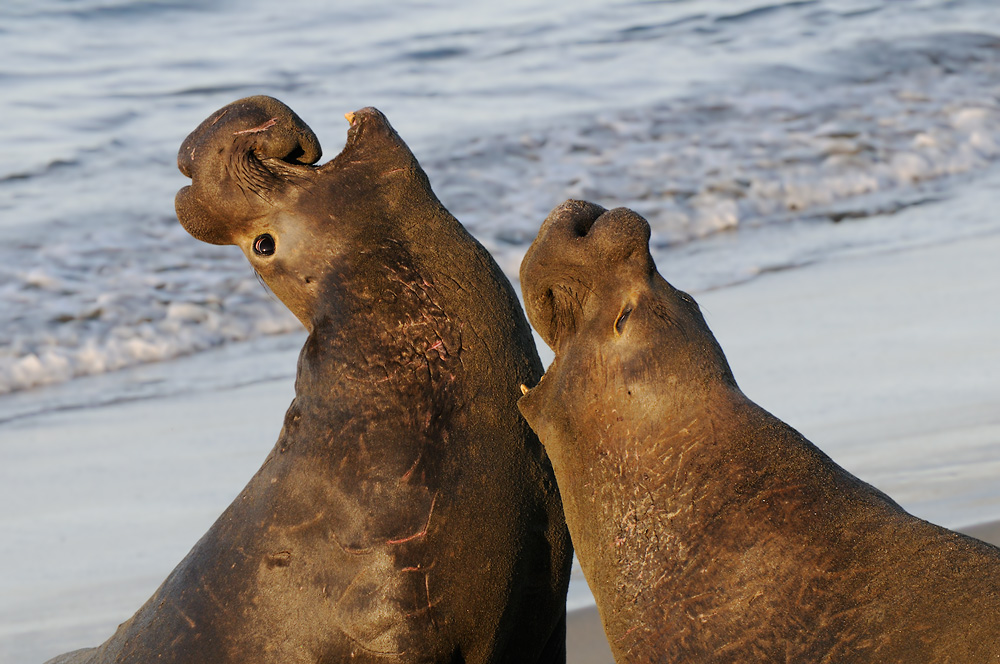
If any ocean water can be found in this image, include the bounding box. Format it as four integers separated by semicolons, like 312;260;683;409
2;0;1000;407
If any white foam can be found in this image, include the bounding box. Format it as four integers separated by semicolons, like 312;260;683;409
0;221;302;395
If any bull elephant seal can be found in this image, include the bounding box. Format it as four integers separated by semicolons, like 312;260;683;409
517;200;1000;663
46;97;571;664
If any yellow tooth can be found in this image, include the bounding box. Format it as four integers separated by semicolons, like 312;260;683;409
520;384;529;395
344;111;356;124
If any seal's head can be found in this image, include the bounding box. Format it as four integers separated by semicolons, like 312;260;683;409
517;200;737;442
176;96;428;330
171;99;572;662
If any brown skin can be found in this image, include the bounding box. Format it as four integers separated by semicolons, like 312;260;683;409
46;97;571;664
518;200;1000;664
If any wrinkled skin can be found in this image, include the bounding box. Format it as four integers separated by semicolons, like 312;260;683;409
518;200;1000;664
47;97;571;664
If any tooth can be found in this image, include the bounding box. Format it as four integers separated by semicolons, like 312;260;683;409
520;384;529;395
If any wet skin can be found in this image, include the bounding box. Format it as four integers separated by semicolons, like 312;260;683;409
47;97;571;664
518;200;1000;664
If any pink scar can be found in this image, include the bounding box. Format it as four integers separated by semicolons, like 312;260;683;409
386;493;438;545
233;117;278;135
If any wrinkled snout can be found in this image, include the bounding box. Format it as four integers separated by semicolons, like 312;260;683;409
175;95;322;245
520;200;653;351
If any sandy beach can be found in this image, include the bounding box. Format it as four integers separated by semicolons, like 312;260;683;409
3;226;1000;662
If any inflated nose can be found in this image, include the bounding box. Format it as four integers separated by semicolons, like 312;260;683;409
177;95;321;177
175;96;322;246
520;201;653;351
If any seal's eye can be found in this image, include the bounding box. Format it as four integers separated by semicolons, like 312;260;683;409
253;234;276;256
615;305;632;335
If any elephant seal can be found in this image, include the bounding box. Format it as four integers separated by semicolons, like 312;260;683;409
46;97;571;664
517;200;1000;663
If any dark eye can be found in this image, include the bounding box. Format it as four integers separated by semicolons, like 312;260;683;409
615;306;632;335
253;234;275;256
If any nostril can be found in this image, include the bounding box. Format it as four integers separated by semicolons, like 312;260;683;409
253;234;276;256
572;215;598;237
567;204;603;237
282;144;307;165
